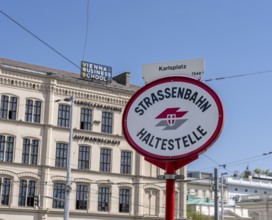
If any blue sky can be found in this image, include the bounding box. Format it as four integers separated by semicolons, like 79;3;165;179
1;0;272;175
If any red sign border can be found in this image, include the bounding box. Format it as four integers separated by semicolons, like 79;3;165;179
122;76;224;160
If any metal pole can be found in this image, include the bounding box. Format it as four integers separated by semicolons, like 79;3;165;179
221;174;223;220
221;173;227;220
165;162;176;220
64;95;74;220
214;168;219;220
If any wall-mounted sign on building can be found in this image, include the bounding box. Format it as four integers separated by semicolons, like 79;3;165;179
142;58;205;83
122;76;224;160
81;61;112;82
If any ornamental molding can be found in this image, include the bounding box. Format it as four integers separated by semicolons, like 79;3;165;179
0;76;43;91
51;175;67;182
143;184;162;191
17;172;40;180
1;69;45;82
0;169;16;178
73;178;92;183
96;180;113;185
0;71;130;106
54;87;128;106
117;182;132;188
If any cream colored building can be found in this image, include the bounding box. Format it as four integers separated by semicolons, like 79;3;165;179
0;58;187;220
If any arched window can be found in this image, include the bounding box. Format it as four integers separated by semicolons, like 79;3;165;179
53;182;65;208
98;186;111;211
76;183;88;210
18;179;36;207
0;177;11;205
119;188;130;213
144;188;159;216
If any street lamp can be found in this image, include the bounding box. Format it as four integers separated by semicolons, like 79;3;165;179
221;172;227;220
56;95;75;220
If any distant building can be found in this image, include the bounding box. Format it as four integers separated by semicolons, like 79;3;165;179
226;174;272;206
226;172;272;220
238;194;272;220
187;171;251;219
0;58;187;220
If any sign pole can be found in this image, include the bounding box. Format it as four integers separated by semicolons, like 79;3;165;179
122;76;224;220
165;162;176;220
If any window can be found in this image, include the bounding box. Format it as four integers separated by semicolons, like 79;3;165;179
57;104;70;127
0;95;17;120
98;187;110;211
119;189;130;213
25;99;41;123
101;112;113;134
76;184;88;210
80;108;92;130
55;143;68;168
0;177;11;205
120;151;131;174
144;189;159;216
22;138;39;165
100;149;111;172
0;135;14;162
53;183;65;208
18;180;36;207
78;146;90;170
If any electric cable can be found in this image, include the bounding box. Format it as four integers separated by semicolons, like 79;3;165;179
204;70;272;82
82;0;90;60
0;9;80;70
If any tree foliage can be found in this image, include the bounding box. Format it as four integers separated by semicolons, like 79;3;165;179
253;168;270;175
254;168;261;174
187;211;213;220
262;169;270;175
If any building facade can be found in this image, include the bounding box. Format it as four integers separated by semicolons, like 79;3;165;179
226;175;272;206
238;194;272;220
226;174;272;220
0;58;187;220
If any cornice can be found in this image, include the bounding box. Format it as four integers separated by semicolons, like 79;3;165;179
0;72;130;107
0;73;43;92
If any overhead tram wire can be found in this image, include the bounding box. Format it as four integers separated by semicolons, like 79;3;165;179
202;154;234;174
3;9;272;86
0;9;80;70
3;9;272;173
204;70;272;82
0;9;129;101
82;0;90;60
193;151;272;173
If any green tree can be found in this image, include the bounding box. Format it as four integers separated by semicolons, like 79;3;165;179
262;169;270;175
254;168;261;174
187;210;212;220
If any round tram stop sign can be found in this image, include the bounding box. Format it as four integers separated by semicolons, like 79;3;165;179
122;76;224;161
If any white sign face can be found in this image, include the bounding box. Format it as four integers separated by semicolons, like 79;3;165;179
123;76;224;160
142;58;205;83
